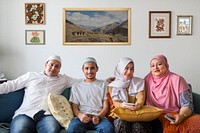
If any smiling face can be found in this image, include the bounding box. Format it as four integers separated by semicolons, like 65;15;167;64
44;59;61;77
150;58;168;77
123;62;134;80
82;62;98;82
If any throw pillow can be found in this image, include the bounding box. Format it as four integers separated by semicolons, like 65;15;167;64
47;93;74;129
109;105;163;122
159;113;200;133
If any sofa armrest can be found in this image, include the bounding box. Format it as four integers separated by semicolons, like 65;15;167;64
193;92;200;114
0;89;25;123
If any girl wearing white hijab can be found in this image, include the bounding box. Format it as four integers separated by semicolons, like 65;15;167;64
108;57;152;133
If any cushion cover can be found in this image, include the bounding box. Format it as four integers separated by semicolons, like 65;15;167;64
109;105;163;122
159;113;200;133
47;93;74;128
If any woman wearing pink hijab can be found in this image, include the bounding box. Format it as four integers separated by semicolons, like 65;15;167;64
145;55;193;132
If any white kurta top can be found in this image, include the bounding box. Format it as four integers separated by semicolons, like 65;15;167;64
0;72;78;118
109;77;144;102
69;80;108;116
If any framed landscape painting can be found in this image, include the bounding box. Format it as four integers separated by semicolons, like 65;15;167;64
149;11;171;38
63;8;131;45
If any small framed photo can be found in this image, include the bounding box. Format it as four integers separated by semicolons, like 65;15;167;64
25;30;45;45
149;11;171;38
177;16;193;35
25;3;45;25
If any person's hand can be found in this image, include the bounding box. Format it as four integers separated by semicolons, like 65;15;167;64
106;77;115;83
168;114;186;125
121;102;135;110
77;113;92;123
121;102;130;108
92;115;100;125
127;103;142;111
132;103;142;111
122;102;142;111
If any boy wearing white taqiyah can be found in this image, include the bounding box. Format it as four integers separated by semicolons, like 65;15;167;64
0;55;79;133
67;57;114;133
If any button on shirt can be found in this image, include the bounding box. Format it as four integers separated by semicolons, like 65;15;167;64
0;72;78;119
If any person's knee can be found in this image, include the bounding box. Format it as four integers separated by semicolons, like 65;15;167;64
10;114;35;133
96;119;114;133
37;115;60;133
102;124;114;133
96;126;114;133
67;118;87;133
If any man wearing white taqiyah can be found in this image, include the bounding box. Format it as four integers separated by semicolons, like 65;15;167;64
0;55;79;133
67;57;114;133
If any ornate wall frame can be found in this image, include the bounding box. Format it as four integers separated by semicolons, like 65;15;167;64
177;15;193;35
25;30;45;45
149;11;171;38
63;8;131;45
25;3;45;25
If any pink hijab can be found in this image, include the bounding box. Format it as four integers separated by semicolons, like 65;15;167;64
145;55;189;113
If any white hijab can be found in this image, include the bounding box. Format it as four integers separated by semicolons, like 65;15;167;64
108;57;144;102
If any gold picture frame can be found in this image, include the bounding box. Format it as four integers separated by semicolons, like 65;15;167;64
177;15;193;35
149;11;171;38
25;3;45;25
63;8;131;45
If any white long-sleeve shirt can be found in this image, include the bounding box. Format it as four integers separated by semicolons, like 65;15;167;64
0;72;78;119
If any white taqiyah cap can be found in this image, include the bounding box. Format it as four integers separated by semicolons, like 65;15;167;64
46;55;62;65
83;57;97;66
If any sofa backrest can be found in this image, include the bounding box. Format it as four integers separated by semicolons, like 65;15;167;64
1;86;199;123
193;92;200;114
62;87;71;100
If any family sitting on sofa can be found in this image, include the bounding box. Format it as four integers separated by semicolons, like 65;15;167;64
0;54;199;133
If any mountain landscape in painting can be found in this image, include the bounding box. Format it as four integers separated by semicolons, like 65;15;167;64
65;19;128;43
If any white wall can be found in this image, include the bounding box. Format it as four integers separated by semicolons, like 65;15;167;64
0;0;200;93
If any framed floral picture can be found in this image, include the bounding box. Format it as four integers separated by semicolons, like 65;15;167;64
63;8;131;45
25;30;45;45
25;3;45;25
177;15;193;35
149;11;171;38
